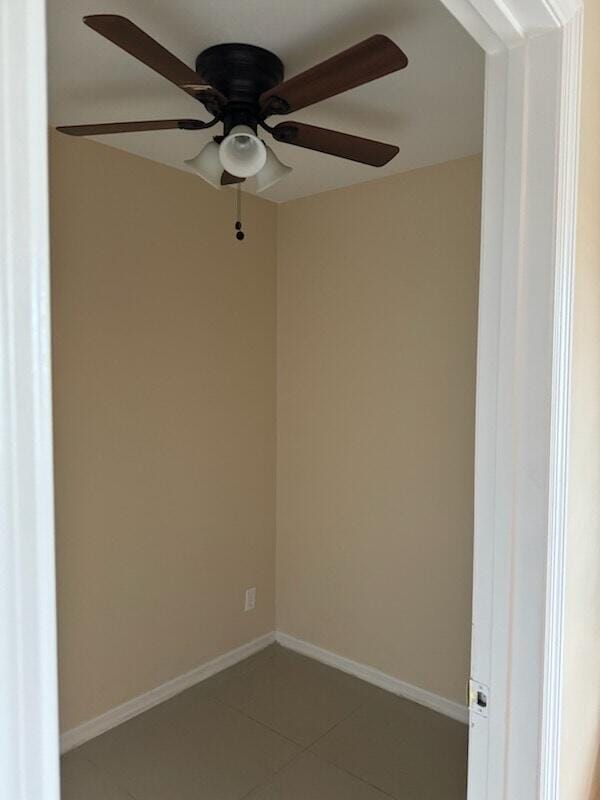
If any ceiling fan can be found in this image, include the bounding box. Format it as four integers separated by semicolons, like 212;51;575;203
57;15;409;194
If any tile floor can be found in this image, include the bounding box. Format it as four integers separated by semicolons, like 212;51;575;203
61;644;468;799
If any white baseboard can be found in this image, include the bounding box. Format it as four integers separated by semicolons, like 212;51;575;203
61;628;467;753
275;631;469;724
60;632;276;753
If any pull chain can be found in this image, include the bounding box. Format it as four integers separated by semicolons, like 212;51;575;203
235;183;245;241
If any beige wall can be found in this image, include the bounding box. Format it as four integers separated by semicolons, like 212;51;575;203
561;2;600;797
52;132;480;731
50;132;277;731
276;155;481;704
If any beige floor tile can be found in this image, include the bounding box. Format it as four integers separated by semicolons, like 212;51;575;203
204;647;378;746
244;753;393;799
310;692;468;800
77;696;300;800
61;752;135;800
63;648;467;800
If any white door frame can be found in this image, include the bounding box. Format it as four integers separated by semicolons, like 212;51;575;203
0;0;60;799
0;0;582;798
439;0;583;797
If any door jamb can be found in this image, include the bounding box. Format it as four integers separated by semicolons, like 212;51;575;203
439;0;583;796
0;0;60;798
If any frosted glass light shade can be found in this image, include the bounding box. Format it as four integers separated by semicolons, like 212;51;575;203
184;141;222;189
219;125;267;178
256;145;292;192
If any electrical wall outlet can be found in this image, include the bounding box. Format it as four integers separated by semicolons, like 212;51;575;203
244;587;256;612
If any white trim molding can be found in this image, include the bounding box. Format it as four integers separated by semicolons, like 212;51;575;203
0;0;59;799
437;1;582;798
540;11;582;798
61;630;466;755
276;632;468;724
60;632;276;753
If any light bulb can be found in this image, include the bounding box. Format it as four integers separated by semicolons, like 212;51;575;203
219;125;267;178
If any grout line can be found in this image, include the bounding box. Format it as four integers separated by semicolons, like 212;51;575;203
206;645;366;751
292;675;427;799
210;692;304;750
214;650;388;798
236;658;395;798
208;642;381;752
238;749;304;800
313;747;398;799
302;697;369;753
76;755;141;800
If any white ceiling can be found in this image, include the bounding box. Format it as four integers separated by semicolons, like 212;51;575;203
47;0;484;203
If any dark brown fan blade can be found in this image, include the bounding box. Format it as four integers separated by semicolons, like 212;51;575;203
260;35;407;115
56;119;209;136
83;15;224;104
221;172;246;186
272;121;398;167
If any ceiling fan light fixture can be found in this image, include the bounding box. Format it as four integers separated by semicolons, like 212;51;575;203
184;140;222;188
60;19;408;212
255;145;292;192
219;125;267;178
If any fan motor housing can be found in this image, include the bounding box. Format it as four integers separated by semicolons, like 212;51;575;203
196;43;284;132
